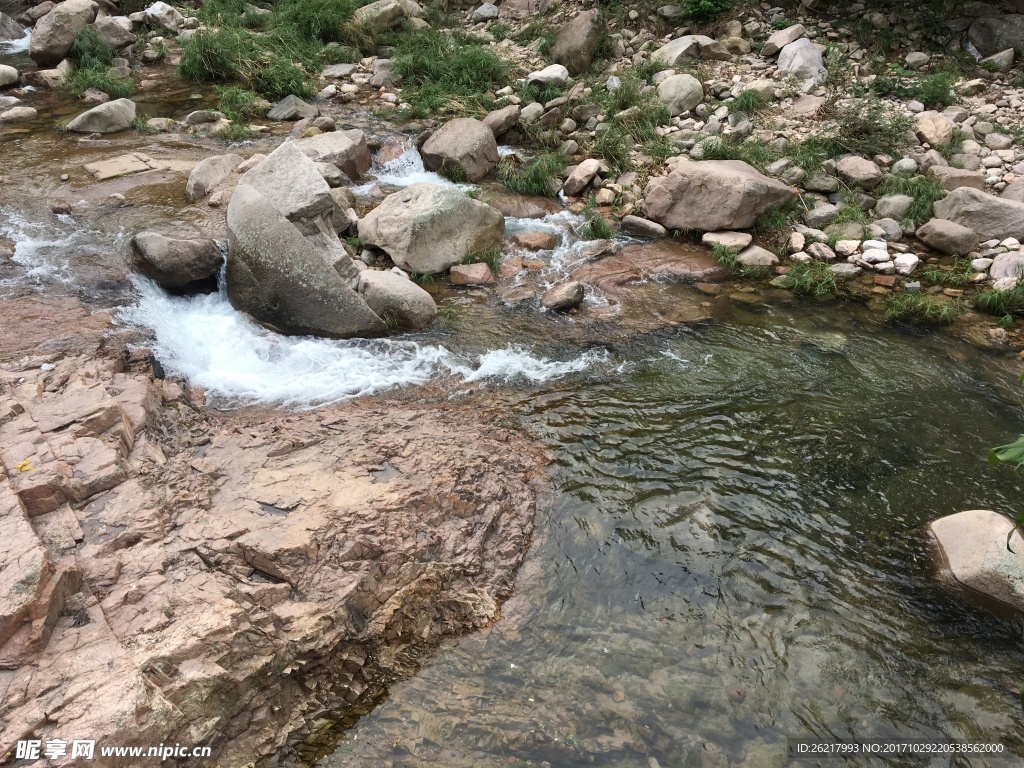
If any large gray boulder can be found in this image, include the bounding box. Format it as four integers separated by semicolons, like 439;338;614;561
65;98;135;133
185;154;242;201
130;232;223;290
420;118;499;183
651;34;730;66
777;38;827;85
933;187;1024;241
0;65;18;88
357;270;437;330
292;129;371;181
358;182;505;274
235;141;334;223
29;0;98;66
226;184;387;338
353;0;423;30
550;9;601;76
968;15;1024;57
0;12;24;41
915;218;979;255
643;160;797;232
94;15;136;49
930;510;1024;613
657;74;704;117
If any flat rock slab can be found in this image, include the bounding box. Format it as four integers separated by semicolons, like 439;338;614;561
82;153;195;181
572;240;728;293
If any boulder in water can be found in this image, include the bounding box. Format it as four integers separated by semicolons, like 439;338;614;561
357;270;437;330
358;183;505;275
130;232;223;290
420;118;499;183
66;98;135;133
226;184;387;338
541;281;585;311
185;154;242;201
292;129;371;181
29;0;98;66
0;12;24;42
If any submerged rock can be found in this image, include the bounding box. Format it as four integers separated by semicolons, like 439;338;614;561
357;269;437;330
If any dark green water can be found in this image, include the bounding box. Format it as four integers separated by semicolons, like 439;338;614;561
321;301;1024;768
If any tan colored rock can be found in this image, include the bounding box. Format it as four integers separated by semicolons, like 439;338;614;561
572;240;728;292
185;153;242;201
930;510;1024;612
421;118;499;183
836;155;883;190
292;129;371;181
514;231;558;251
701;231;752;250
643;160;796;231
450;262;496;285
926;165;985;191
914;111;955;147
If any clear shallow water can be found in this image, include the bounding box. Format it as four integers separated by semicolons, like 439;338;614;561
317;306;1024;768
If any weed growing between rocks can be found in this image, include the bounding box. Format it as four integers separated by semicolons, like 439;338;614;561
469;247;501;275
922;259;972;288
824;97;913;158
753;203;796;240
871;67;958;109
886;293;964;325
498;152;567;198
976;285;1024;328
696;136;776;172
873;175;946;225
712;243;738;268
583;201;613;240
780;261;840;298
65;26;134;99
393;29;509;117
217;86;269;124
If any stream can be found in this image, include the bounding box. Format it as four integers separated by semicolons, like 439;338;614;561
3;70;1024;768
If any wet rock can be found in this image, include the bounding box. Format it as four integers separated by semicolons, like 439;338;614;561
572;240;728;292
930;510;1024;612
933;188;1024;241
130;232;223;290
227;184;386;337
830;262;862;279
514;231;558;250
358;183;504;274
353;0;423;30
29;0;98;66
761;23;804;56
267;94;319;121
185;154;242;201
541;281;585;311
482;186;561;219
777;38;827;85
657;74;704;117
236;141;335;223
65;98;135;133
421;118;499;183
550;9;600;76
651;34;730;66
450;262;495;285
643;160;796;232
293;129;371;181
357;269;437;330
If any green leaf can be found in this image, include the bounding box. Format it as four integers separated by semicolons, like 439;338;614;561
1019;682;1024;711
1009;511;1024;553
990;435;1024;469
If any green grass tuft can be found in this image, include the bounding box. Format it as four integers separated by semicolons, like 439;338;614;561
886;293;964;325
712;243;738;268
498;151;567;198
582;201;613;240
779;261;840;297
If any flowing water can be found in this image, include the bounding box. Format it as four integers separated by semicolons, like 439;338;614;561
4;108;1024;767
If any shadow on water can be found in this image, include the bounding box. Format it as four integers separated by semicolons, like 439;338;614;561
317;301;1024;768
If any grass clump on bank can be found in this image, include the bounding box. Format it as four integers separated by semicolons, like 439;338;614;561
64;26;134;98
582;201;613;240
394;29;509;117
874;175;946;225
976;284;1024;328
821;97;913;158
712;243;738;268
922;258;972;288
498;152;567;198
780;261;840;297
886;293;964;325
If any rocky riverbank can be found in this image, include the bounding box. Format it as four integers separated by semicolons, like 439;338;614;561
4;0;1024;763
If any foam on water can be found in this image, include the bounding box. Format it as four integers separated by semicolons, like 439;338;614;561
350;148;470;193
0;28;31;54
120;278;605;409
0;206;79;284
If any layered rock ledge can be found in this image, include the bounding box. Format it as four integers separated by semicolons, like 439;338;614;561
0;355;539;765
